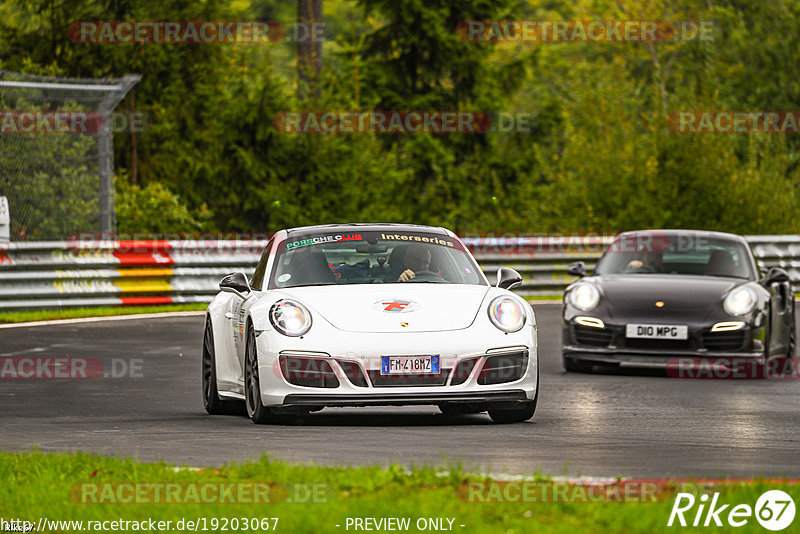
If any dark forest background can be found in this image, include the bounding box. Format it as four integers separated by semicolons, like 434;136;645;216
2;0;799;235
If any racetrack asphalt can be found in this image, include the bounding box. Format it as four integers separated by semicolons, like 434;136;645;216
1;304;798;478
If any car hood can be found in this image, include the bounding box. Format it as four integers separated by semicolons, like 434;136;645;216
273;284;492;333
593;274;745;312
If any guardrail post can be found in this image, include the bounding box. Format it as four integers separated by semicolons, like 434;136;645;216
0;196;9;243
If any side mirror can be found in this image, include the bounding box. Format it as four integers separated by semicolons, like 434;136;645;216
496;267;522;290
762;267;790;286
566;261;587;278
220;272;251;299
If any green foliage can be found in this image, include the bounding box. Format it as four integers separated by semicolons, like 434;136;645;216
1;451;795;533
0;303;207;324
116;176;213;233
1;0;799;235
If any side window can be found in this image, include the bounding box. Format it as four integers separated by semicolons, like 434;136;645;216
250;237;274;291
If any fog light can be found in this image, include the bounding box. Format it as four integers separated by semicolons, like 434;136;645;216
711;321;745;332
575;316;605;329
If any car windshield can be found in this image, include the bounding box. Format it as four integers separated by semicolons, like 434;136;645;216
268;230;486;288
595;233;755;279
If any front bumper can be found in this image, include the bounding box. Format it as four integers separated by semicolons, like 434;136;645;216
256;321;538;408
562;349;766;368
562;319;765;368
281;390;529;408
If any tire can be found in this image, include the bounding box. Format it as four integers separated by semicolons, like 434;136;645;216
488;401;537;424
437;403;486;415
487;371;538;424
563;355;593;373
244;324;295;424
202;317;244;415
772;323;797;377
757;321;797;379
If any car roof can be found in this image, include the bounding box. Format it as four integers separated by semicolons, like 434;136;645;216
284;223;452;236
615;229;749;244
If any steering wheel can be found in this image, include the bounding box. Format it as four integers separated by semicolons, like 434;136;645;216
403;270;446;283
628;265;656;273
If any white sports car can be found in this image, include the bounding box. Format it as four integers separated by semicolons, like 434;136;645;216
202;223;538;424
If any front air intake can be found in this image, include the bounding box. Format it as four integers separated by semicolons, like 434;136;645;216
279;356;339;388
336;360;369;387
478;351;528;385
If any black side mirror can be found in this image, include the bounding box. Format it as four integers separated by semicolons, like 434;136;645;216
496;267;522;290
220;272;251;299
567;261;587;278
762;267;790;286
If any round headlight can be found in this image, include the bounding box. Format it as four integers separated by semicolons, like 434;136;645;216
568;283;600;312
270;299;312;337
723;286;757;316
488;296;526;333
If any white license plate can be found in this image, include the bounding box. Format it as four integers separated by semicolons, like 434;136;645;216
380;355;440;375
626;324;688;340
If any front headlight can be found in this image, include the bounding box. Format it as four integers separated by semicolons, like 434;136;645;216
488;296;526;333
723;286;757;316
568;282;600;312
270;299;312;337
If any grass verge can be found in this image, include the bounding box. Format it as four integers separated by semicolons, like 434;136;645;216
0;304;207;324
0;451;796;533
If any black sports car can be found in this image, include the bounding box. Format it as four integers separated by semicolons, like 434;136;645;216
562;230;796;375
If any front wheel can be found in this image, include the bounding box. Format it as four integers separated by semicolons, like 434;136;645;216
244;324;279;424
488;371;538;424
563;355;594;373
488;400;537;424
202;317;244;415
771;323;797;378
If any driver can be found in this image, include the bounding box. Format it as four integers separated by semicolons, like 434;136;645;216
397;244;432;282
626;251;663;272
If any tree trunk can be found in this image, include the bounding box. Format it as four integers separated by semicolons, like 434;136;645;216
297;0;323;102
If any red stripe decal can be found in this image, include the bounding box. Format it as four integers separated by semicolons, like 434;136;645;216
113;251;174;266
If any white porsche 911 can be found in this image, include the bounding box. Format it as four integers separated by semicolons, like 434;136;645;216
202;223;538;424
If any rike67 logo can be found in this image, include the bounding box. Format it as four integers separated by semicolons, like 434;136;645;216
668;490;795;530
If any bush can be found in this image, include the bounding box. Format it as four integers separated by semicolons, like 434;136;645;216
115;176;213;234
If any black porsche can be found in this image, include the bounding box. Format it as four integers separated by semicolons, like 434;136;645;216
562;230;796;375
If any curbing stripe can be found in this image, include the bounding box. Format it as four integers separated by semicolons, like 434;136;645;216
0;311;205;329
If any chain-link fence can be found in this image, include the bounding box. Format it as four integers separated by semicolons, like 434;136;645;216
0;71;139;241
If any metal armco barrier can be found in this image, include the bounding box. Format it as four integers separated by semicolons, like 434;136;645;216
0;236;797;310
0;240;262;310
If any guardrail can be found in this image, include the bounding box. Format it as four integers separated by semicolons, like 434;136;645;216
0;236;798;310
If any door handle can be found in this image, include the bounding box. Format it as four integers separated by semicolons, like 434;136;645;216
225;312;234;320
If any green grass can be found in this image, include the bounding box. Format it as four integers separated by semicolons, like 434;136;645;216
0;451;797;533
0;304;207;324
